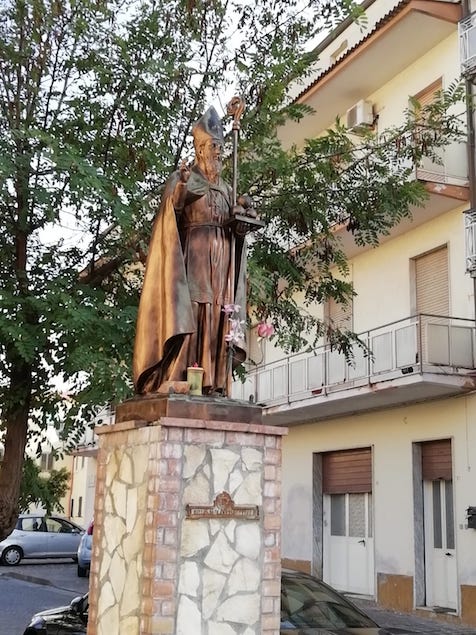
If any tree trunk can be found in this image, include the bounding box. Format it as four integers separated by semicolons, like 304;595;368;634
0;357;33;541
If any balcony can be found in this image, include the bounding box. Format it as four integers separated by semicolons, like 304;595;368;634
232;315;476;426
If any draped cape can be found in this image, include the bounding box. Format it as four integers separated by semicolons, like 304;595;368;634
133;170;247;394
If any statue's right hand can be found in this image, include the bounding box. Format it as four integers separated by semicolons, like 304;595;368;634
179;160;191;183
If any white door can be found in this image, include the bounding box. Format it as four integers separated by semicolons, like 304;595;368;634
323;492;374;596
424;479;457;610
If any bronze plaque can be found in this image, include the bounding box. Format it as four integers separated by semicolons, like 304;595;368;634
185;491;259;520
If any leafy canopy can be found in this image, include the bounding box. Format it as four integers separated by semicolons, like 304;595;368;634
0;0;466;442
18;458;70;515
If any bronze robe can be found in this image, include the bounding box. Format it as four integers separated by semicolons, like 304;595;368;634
133;166;247;394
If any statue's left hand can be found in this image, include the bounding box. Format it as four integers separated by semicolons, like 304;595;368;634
235;194;257;218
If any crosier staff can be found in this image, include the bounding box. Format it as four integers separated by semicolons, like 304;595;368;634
224;96;245;397
227;96;245;209
224;97;265;397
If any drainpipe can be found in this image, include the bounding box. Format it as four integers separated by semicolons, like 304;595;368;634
462;0;476;319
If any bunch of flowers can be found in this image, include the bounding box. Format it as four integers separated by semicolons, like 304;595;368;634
257;321;275;340
222;304;275;388
223;304;245;347
223;304;275;347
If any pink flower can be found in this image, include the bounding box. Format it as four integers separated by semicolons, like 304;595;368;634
257;322;274;338
223;303;241;315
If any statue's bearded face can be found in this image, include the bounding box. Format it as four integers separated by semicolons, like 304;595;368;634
198;139;223;182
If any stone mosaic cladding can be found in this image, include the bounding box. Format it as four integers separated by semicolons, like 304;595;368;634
88;415;286;635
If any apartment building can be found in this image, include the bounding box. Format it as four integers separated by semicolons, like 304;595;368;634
233;0;476;626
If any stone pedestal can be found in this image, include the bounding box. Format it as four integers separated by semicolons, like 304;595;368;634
87;396;287;635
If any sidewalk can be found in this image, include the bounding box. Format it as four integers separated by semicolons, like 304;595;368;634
351;597;476;634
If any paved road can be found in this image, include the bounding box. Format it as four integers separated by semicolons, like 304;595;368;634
0;559;89;634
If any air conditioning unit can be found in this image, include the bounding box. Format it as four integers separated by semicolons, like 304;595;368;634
345;100;374;131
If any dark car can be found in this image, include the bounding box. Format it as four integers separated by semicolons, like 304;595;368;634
23;594;88;635
23;569;399;634
0;515;84;566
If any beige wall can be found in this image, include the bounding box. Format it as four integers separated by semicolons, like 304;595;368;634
351;205;471;332
70;455;96;527
259;203;472;365
281;394;476;581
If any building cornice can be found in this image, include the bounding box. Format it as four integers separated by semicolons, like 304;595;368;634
296;0;462;104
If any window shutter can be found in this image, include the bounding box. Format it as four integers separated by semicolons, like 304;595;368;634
415;247;449;316
422;439;452;481
327;296;352;330
323;448;372;494
413;78;444;182
414;78;443;111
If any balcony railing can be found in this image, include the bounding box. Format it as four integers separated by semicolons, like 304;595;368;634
232;315;476;406
465;209;476;275
459;12;476;78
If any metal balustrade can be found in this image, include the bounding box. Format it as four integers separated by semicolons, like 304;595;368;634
459;12;476;77
232;315;476;406
465;209;476;275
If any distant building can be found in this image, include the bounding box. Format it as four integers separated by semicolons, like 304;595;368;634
22;424;73;517
67;405;114;528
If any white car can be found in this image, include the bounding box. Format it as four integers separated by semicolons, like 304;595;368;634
0;514;84;565
77;520;93;577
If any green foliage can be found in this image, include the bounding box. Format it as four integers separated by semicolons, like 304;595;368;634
241;91;465;354
0;0;467;446
18;458;69;515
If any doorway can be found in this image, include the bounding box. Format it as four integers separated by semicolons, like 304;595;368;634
423;478;457;610
321;448;374;596
323;492;374;595
414;439;457;612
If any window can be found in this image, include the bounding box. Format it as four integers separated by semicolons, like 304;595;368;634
70;498;74;517
19;517;42;532
78;497;83;518
412;78;445;182
326;295;353;331
412;78;443;115
330;494;346;536
40;452;54;472
414;246;449;317
45;518;67;533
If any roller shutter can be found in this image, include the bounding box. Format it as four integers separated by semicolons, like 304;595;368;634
327;295;352;330
421;439;452;481
413;78;444;182
415;246;449;316
323;448;372;494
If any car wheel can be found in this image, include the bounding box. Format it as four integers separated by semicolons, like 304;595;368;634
77;564;88;577
1;546;23;565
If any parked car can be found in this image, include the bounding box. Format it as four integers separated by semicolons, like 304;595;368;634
77;520;93;577
23;593;88;635
0;514;84;566
23;569;401;634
